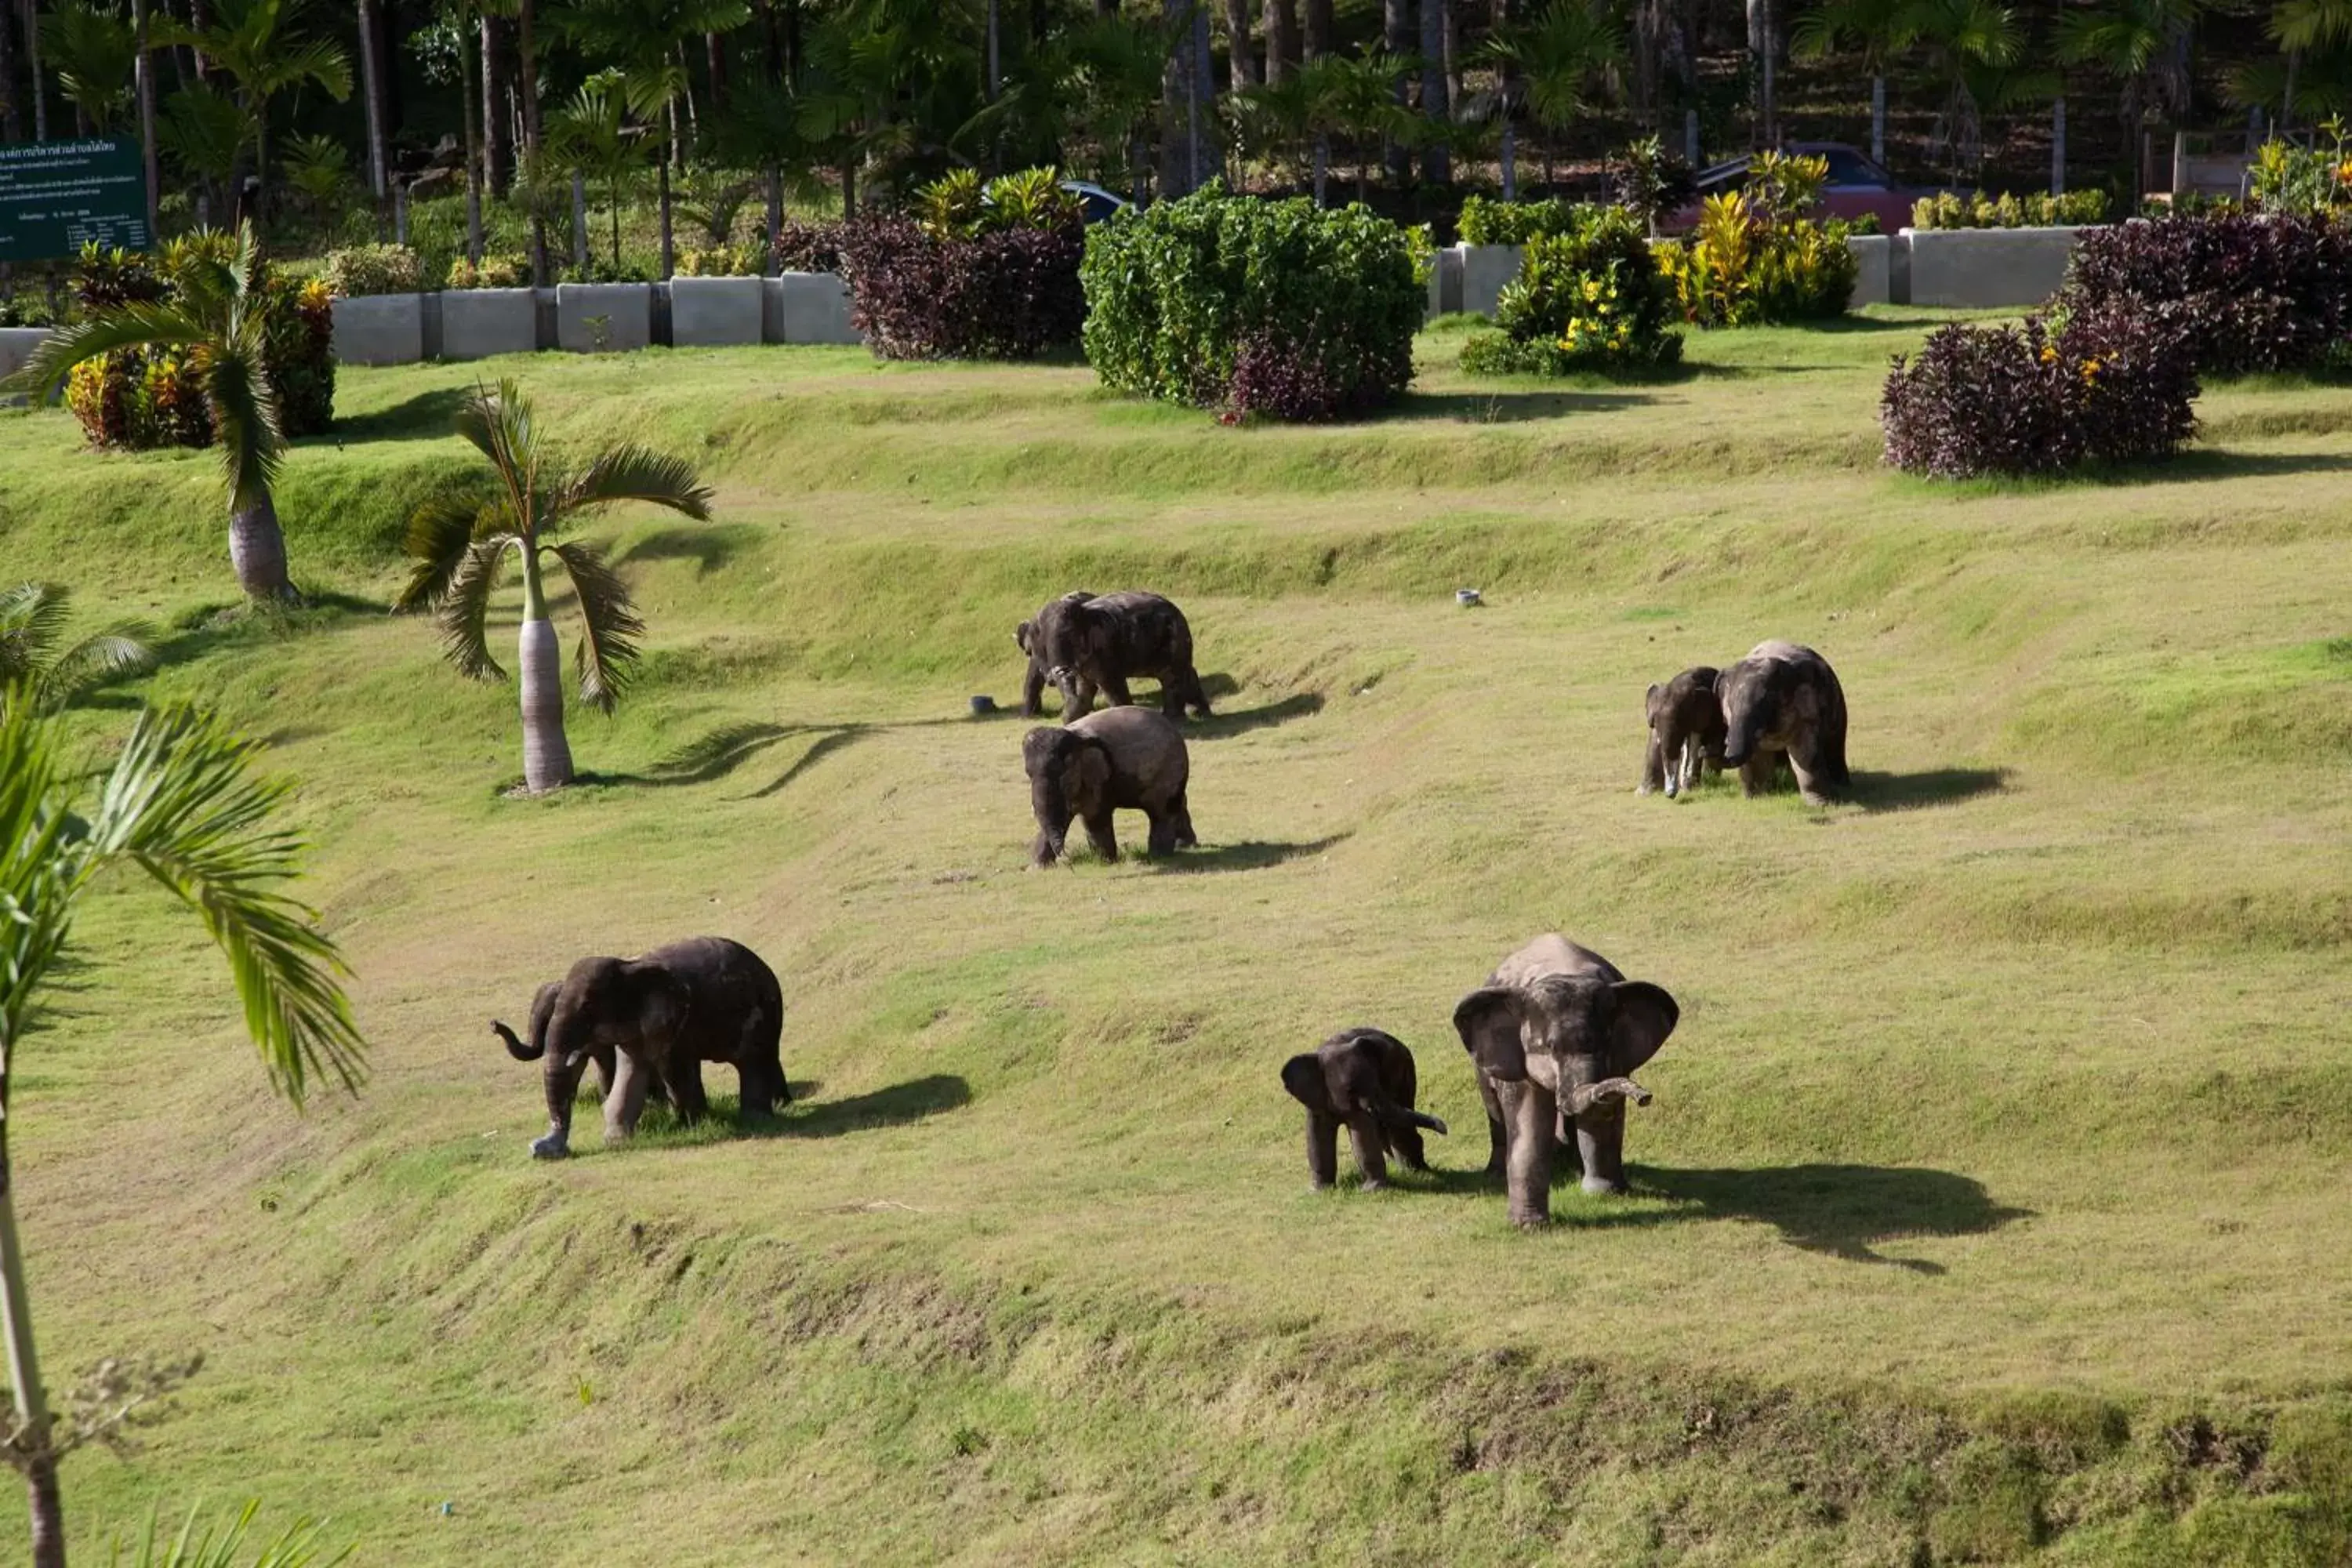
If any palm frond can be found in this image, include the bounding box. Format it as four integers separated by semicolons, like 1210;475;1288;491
194;319;286;516
112;1498;354;1568
0;583;74;681
453;379;539;538
82;706;367;1105
0;304;206;401
434;538;517;682
549;445;715;532
550;542;643;713
270;36;354;101
396;492;503;612
40;626;160;712
0;692;78;1054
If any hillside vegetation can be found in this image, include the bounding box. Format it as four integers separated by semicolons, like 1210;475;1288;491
2;314;2350;1563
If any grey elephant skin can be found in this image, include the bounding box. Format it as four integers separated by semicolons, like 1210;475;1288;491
1718;641;1851;805
1019;590;1210;720
1453;935;1680;1226
1281;1028;1450;1190
1639;665;1726;799
492;935;790;1160
1024;707;1198;866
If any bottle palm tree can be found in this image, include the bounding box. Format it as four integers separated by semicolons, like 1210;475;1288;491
0;583;158;714
151;0;352;227
2056;0;2201;199
1791;0;1919;165
397;379;713;794
5;225;301;603
0;690;366;1568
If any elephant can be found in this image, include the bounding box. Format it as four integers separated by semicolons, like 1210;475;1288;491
1280;1028;1450;1190
1718;641;1851;806
1017;591;1097;718
1023;706;1197;866
491;936;789;1160
1639;665;1726;799
1452;934;1681;1226
1021;590;1210;721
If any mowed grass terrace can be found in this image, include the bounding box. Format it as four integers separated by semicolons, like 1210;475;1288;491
2;314;2350;1564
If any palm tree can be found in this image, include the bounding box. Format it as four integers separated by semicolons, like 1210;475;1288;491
39;1;139;134
1065;11;1171;201
4;226;300;603
2267;0;2352;128
397;379;713;794
0;583;158;713
158;83;251;225
2056;0;2201;199
1487;0;1623;191
151;0;352;226
0;690;365;1568
1791;0;1918;165
1911;0;2021;184
549;71;652;270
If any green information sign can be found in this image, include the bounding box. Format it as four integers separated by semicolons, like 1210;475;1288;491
0;139;152;263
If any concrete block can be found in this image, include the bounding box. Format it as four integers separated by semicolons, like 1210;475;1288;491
762;272;858;345
1846;234;1892;308
556;281;654;353
1454;244;1526;319
437;287;540;360
0;326;52;404
668;275;765;347
1901;225;2089;310
328;292;423;365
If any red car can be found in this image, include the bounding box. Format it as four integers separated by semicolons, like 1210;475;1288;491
1664;142;1945;234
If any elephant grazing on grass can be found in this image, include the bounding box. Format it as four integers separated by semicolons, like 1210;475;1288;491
493;936;789;1160
1639;665;1726;799
1022;707;1197;866
1453;935;1680;1227
1718;641;1850;805
1018;590;1211;720
1282;1028;1449;1190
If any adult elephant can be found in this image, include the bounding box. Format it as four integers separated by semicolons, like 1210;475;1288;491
1718;641;1850;805
1452;935;1680;1226
492;936;789;1160
1022;706;1196;866
1022;590;1210;721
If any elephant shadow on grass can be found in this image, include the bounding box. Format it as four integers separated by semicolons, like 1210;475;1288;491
1850;767;2010;812
1156;833;1352;874
616;524;764;577
1625;1163;2031;1273
1191;691;1326;739
624;1073;972;1149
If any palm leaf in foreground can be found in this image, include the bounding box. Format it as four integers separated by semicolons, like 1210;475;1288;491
110;1499;354;1568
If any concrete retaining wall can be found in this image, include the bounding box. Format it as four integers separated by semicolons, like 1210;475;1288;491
1455;245;1526;320
671;276;766;347
1900;226;2086;310
439;287;541;360
763;273;858;345
1847;235;1892;308
0;326;49;405
329;293;425;366
557;282;655;353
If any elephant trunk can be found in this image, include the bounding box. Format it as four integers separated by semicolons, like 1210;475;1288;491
492;1018;542;1061
1029;773;1070;866
1374;1098;1449;1138
1563;1076;1652;1116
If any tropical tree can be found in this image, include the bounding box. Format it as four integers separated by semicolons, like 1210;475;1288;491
4;226;301;603
549;71;652;269
151;0;353;226
1791;0;1918;164
1911;0;2021;183
1065;11;1171;201
2057;0;2201;198
39;1;139;134
158;85;252;226
2267;0;2352;127
1486;0;1623;191
0;583;158;714
0;690;366;1568
396;379;713;794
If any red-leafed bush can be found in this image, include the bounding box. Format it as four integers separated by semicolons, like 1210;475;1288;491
2055;212;2352;376
837;217;1086;361
1226;330;1362;422
1881;309;2200;478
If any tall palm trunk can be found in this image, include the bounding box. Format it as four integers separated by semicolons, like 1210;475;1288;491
657;143;676;278
1302;0;1330;57
1266;0;1296;80
1870;72;1885;165
2280;49;2298;132
481;12;509;196
572;172;590;270
1420;0;1449;183
358;0;388;203
2050;93;2065;194
1384;0;1410;183
250;96;271;227
516;549;573;792
1312;133;1327;203
461;5;484;263
0;0;20;143
134;0;162;234
1226;0;1258;88
520;0;550;285
24;0;48;141
229;488;293;600
1500;114;1515;198
0;1154;66;1568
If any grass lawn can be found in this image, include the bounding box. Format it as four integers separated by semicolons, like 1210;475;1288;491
1;310;2349;1564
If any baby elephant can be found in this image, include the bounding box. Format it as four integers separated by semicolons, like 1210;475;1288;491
1639;665;1726;799
1019;590;1210;720
1281;1028;1450;1189
1023;706;1197;866
1718;641;1851;805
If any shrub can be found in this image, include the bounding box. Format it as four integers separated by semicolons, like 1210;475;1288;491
1881;308;2199;477
1457;194;1593;245
1657;192;1857;326
1082;183;1422;419
676;243;761;277
319;242;423;297
2248;123;2352;216
1911;190;2113;230
2055;212;2352;376
445;253;530;289
772;219;844;274
1460;206;1682;376
840;221;1084;361
1611;136;1697;234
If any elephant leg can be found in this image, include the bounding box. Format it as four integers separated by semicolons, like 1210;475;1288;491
665;1054;710;1126
1021;662;1046;718
1345;1112;1390;1190
1145;811;1176;858
1160;677;1185;718
1185;667;1212;718
1740;752;1777;797
1503;1083;1555;1227
1573;1098;1630;1196
1305;1112;1339;1189
1386;1122;1430;1173
1788;741;1838;807
1082;809;1119;863
1479;1073;1509;1180
1169;790;1197;850
531;1052;593;1159
1639;732;1665;795
1100;674;1134;708
590;1047;619;1105
603;1053;655;1143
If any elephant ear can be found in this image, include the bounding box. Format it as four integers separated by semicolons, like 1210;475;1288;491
1068;740;1112;805
1452;988;1529;1082
1015;619;1033;654
1279;1054;1330;1112
1645;681;1664;723
1609;981;1679;1074
633;970;693;1052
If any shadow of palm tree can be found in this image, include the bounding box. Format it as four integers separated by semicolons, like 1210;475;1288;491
1628;1163;2032;1273
1156;833;1351;873
616;523;762;576
319;386;470;444
151;591;381;666
1852;767;2009;811
1193;691;1326;738
768;1074;971;1138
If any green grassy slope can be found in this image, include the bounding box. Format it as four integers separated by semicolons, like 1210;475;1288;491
2;314;2349;1564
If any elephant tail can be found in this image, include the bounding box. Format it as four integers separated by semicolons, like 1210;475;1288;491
492;1019;542;1061
1374;1099;1448;1138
